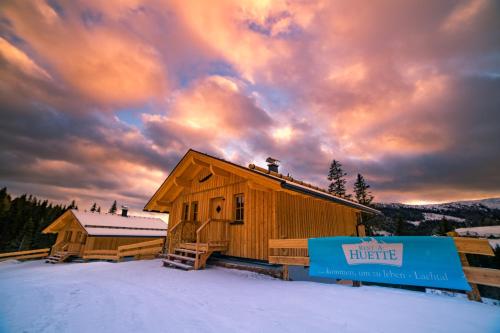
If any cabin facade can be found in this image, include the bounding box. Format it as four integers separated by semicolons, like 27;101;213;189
144;149;379;270
42;209;167;263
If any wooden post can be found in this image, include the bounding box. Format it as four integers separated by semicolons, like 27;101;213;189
282;264;289;281
353;217;365;287
459;253;482;302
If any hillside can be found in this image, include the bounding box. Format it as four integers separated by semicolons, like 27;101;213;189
1;259;499;333
365;198;500;237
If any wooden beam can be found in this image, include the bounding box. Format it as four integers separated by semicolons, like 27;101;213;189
0;252;49;262
247;181;271;192
269;238;308;249
453;237;494;256
210;164;230;178
269;256;310;266
463;267;500;288
191;157;210;167
174;177;191;187
0;248;50;258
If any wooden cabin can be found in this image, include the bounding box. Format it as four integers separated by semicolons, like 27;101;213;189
42;209;167;263
144;149;380;270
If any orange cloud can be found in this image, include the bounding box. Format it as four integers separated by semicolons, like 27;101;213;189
2;1;167;105
0;37;52;80
145;75;271;141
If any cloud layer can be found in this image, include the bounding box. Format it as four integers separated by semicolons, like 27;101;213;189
1;0;499;208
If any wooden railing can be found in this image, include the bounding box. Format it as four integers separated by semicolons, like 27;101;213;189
194;218;230;269
117;238;165;259
51;241;69;254
82;238;165;261
269;237;500;302
168;220;198;253
82;249;119;261
0;248;50;262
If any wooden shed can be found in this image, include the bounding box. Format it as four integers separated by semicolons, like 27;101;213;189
144;149;380;270
42;209;167;263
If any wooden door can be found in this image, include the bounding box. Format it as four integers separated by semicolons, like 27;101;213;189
210;197;225;220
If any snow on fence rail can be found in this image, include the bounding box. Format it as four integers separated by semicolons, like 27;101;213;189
82;238;165;262
0;248;50;262
268;237;500;302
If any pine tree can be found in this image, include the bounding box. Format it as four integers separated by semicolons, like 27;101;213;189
90;203;97;212
353;174;374;206
0;188;61;252
109;201;117;214
68;200;78;210
438;217;452;235
394;216;405;236
96;206;101;213
327;160;349;197
18;217;35;251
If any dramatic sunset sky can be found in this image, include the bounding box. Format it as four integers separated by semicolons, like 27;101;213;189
1;0;499;210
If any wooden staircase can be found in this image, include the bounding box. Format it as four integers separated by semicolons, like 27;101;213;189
45;251;76;264
163;242;227;270
165;218;231;271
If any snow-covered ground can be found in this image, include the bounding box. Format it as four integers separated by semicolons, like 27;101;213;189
422;212;466;222
1;260;499;333
455;225;500;238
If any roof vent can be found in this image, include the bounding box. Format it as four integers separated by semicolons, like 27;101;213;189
266;157;280;173
121;206;129;217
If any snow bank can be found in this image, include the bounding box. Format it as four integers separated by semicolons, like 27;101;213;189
0;260;499;333
489;239;500;250
422;213;466;222
455;225;500;238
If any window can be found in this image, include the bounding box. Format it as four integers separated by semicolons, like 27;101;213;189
64;231;73;242
191;201;199;221
234;194;244;223
76;231;82;243
182;203;189;221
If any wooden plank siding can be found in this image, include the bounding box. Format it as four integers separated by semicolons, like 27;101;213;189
86;236;157;250
169;176;360;261
52;217;87;255
168;168;275;260
275;192;358;239
274;191;359;258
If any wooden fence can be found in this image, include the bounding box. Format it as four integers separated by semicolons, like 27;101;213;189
0;248;50;262
117;238;165;259
82;238;165;262
269;237;500;302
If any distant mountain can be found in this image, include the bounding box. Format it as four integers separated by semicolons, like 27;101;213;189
365;198;500;237
378;197;500;211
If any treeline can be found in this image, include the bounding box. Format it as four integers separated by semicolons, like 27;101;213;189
0;188;75;252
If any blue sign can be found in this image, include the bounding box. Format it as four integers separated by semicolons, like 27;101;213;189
308;236;471;291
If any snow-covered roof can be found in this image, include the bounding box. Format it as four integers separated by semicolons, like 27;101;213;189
488;239;500;250
71;210;167;237
455;225;500;238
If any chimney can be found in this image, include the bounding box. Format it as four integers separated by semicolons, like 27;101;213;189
121;206;128;217
266;157;280;173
